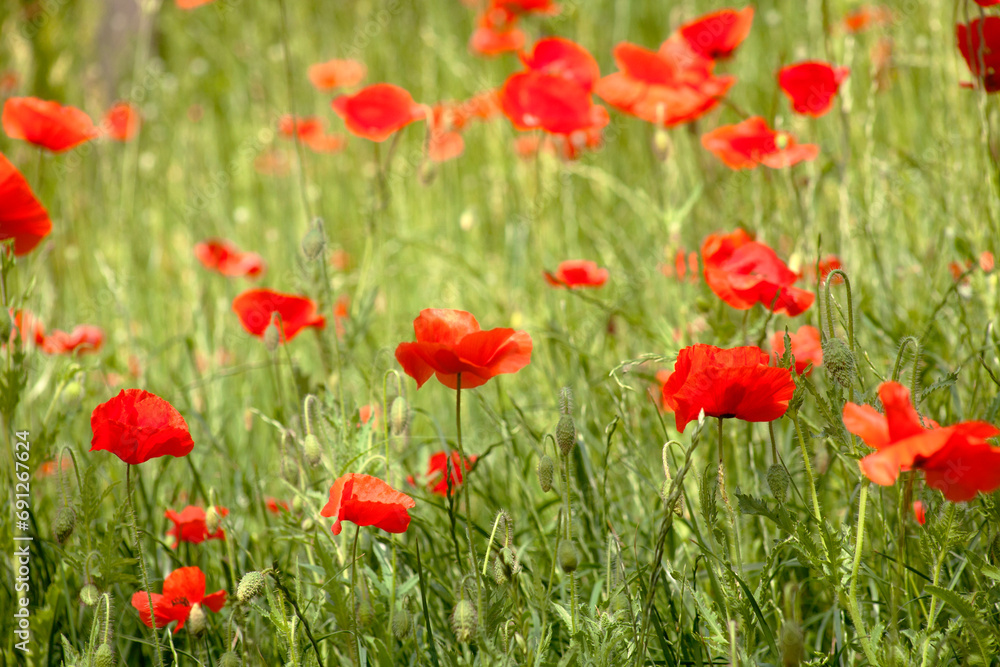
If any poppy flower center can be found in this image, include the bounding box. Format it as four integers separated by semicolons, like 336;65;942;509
171;597;191;607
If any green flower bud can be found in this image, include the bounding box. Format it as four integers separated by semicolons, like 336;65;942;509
493;555;509;585
355;586;375;629
651;127;672;163
187;603;207;636
205;506;221;535
301;221;326;261
537;454;554;492
263;322;281;352
54;505;76;544
392;608;411;640
556;415;575;457
989;533;1000;567
292;495;304;514
79;584;100;607
390;397;410;435
93;643;115;667
450;599;477;643
780;619;804;667
217;652;241;667
767;464;790;503
303;434;322;468
62;381;84;408
237;571;265;603
558;540;578;573
822;337;855;389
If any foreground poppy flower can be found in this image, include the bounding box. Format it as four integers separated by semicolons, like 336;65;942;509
321;473;416;535
701;229;815;316
957;18;1000;92
90;389;195;465
678;7;755;60
701;116;819;169
332;84;425;142
771;325;822;375
3;97;98;152
102;102;141;141
844;381;1000;501
408;451;477;496
194;238;266;278
544;259;609;288
395;309;532;390
661;344;796;432
308;58;367;91
165;506;229;547
41;325;104;355
778;62;850;116
0;153;51;255
131;566;226;631
232;289;325;343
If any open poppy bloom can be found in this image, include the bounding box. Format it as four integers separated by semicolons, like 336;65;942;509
661;344;796;432
3;97;98;152
194;238;266;278
957;18;1000;92
232;289;325;343
308;58;367;90
544;259;609;288
332;83;425;142
771;325;822;375
408;451;477;496
102;102;141;141
90;389;195;465
165;506;229;547
276;115;346;153
321;473;416;535
701;116;819;169
678;6;755;60
701;229;815;316
844;382;1000;501
395;308;532;390
131;566;226;632
41;325;104;355
778;62;850;117
0;152;51;256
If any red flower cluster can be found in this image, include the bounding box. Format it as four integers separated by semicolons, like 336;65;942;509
701;117;819;169
194;238;266;278
232;289;326;343
90;389;195;465
0;152;51;256
544;260;609;289
321;473;416;535
132;566;226;632
408;451;477;496
332;83;425;142
165;505;229;547
3;97;98;152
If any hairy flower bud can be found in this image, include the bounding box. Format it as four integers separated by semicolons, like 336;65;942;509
80;584;100;607
237;571;265;603
558;540;579;573
392;608;411;639
556;416;575;457
218;652;241;667
54;505;76;544
822;337;855;389
187;603;207;636
451;599;477;643
537;454;554;492
303;434;322;467
767;464;790;503
301;220;326;261
263;320;281;352
390;396;410;435
205;506;221;535
355;585;374;628
93;643;115;667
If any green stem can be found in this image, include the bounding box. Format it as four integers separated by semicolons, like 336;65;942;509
847;480;878;665
128;465;163;667
351;525;361;664
454;374;481;634
563;454;577;637
793;414;822;523
919;505;956;667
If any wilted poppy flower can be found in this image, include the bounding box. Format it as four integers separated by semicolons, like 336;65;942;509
544;259;609;288
3;97;98;152
913;500;926;525
232;289;325;343
395;308;532;390
678;7;754;60
408;451;477;496
308;58;367;90
701;229;815;316
265;497;290;514
131;566;226;631
957;18;1000;92
277;115;346;153
165;506;229;547
844;381;1000;501
470;7;526;56
321;473;416;535
771;325;822;375
843;6;893;33
778;62;849;117
41;325;104;355
90;389;195;465
701;116;819;169
332;84;425;142
661;344;796;432
0;152;51;255
102;102;141;141
194;238;266;278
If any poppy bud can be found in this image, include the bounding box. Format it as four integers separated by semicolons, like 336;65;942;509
303;434;322;467
556;416;575;457
537;454;554;492
80;584;100;607
450;599;477;643
187;603;207;636
54;505;76;544
355;585;375;628
292;495;304;514
390;396;410;435
205;506;221;535
280;452;299;486
651;127;672;163
301;220;326;261
392;608;411;639
767;464;790;503
62;380;84;407
493;555;509;585
779;619;804;667
263;321;281;351
301;518;315;532
822;337;855;389
558;540;578;573
237;571;265;603
93;643;114;667
218;652;241;667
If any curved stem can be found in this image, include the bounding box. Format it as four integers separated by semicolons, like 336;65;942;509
847;480;878;665
825;269;854;349
128;464;163;667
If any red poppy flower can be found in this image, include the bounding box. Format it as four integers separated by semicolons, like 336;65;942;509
394;308;532;390
0;152;51;256
90;389;195;465
165;506;229;547
358;404;380;427
701;116;819;169
131;566;226;631
913;500;926;525
232;289;325;343
408;451;477;496
470;7;526;56
520;37;601;93
661;344;796;432
321;473;416;535
701;229;815;316
102;102;141;141
265;497;290;514
332;84;425;142
333;294;349;339
957;18;1000;92
678;7;755;60
194;238;266;278
2;97;98;152
843;6;893;33
426;105;467;163
844;381;1000;501
501;70;596;135
277;115;346;154
778;62;850;117
771;325;822;375
41;325;104;355
544;259;609;288
308;59;367;90
493;0;559;14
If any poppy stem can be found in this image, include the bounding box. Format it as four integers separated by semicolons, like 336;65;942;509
847;479;879;665
127;464;163;667
351;525;361;664
792;413;822;523
454;374;482;632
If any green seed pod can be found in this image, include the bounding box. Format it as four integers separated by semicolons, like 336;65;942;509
301;221;326;261
537;455;554;492
54;505;76;544
558;540;578;573
301;517;315;532
779;619;804;667
392;608;411;640
187;603;207;636
767;464;790;503
237;571;265;603
493;555;509;585
263;322;281;352
450;599;477;643
93;643;115;667
390;396;410;435
217;652;241;667
79;584;100;607
205;506;221;535
556;415;575;457
822;337;855;389
303;434;322;468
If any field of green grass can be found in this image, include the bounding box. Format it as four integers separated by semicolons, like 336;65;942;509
2;0;1000;665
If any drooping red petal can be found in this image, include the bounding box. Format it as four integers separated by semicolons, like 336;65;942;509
320;473;416;535
0;152;52;256
3;97;98;152
232;289;325;342
678;6;755;60
89;389;195;465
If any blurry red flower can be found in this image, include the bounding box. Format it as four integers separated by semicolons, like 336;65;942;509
913;500;926;525
701;116;819;169
678;7;755;60
308;59;367;90
957;18;1000;92
818;255;843;283
41;325;104;355
501;70;595;135
277;115;346;153
265;497;290;514
165;505;229;547
321;473;416;535
660;248;700;282
395;308;532;390
844;381;1000;501
520;37;601;92
176;0;215;8
332;84;425;142
102;102;141;141
90;389;195;465
470;7;526;56
427;105;466;163
409;451;477;496
0;152;51;255
544;259;609;288
771;325;822;375
131;566;226;631
0;71;18;94
232;289;325;343
9;310;44;347
981;251;995;272
701;229;815;316
34;457;73;479
358;404;379;427
494;0;559;14
661;344;796;432
254;149;291;177
333;294;349;339
778;62;850;117
843;6;893;33
3;97;98;152
194;238;266;278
